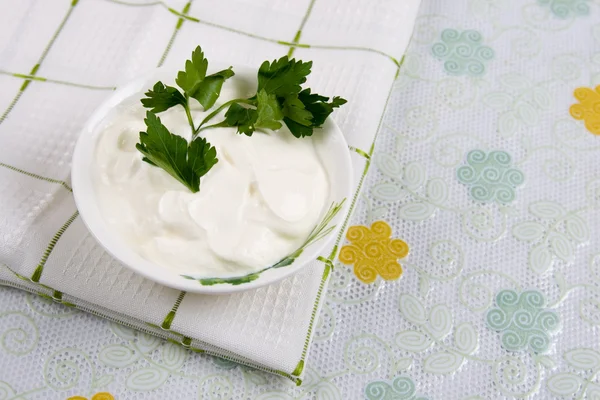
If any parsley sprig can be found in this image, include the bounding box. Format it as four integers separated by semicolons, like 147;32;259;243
195;57;347;138
136;46;346;193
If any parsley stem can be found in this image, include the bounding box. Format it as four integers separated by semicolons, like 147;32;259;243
193;98;253;139
183;98;196;135
195;121;229;134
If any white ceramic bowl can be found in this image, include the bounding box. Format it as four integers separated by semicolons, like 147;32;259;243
72;65;352;294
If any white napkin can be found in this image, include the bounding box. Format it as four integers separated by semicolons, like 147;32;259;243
0;0;421;381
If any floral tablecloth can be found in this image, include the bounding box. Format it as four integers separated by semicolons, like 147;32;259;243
2;0;600;398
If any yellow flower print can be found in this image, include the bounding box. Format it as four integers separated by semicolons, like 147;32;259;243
339;221;409;284
570;85;600;135
68;393;114;400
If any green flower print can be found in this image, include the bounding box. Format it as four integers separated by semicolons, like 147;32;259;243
364;376;429;400
486;289;560;354
431;29;494;76
456;150;524;204
538;0;590;18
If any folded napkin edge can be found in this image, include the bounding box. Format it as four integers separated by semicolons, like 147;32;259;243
0;264;314;384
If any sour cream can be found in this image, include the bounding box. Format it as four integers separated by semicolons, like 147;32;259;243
93;94;329;277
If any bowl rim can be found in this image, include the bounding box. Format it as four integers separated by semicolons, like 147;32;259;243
71;65;352;295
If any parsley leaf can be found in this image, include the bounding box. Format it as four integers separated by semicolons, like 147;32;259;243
283;117;314;138
281;89;347;137
220;91;284;134
281;94;314;138
140;82;186;113
223;103;257;136
136;111;218;193
187;135;218;180
175;46;234;110
298;89;347;127
281;95;312;126
257;57;312;96
255;90;283;130
175;46;208;95
193;68;234;110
